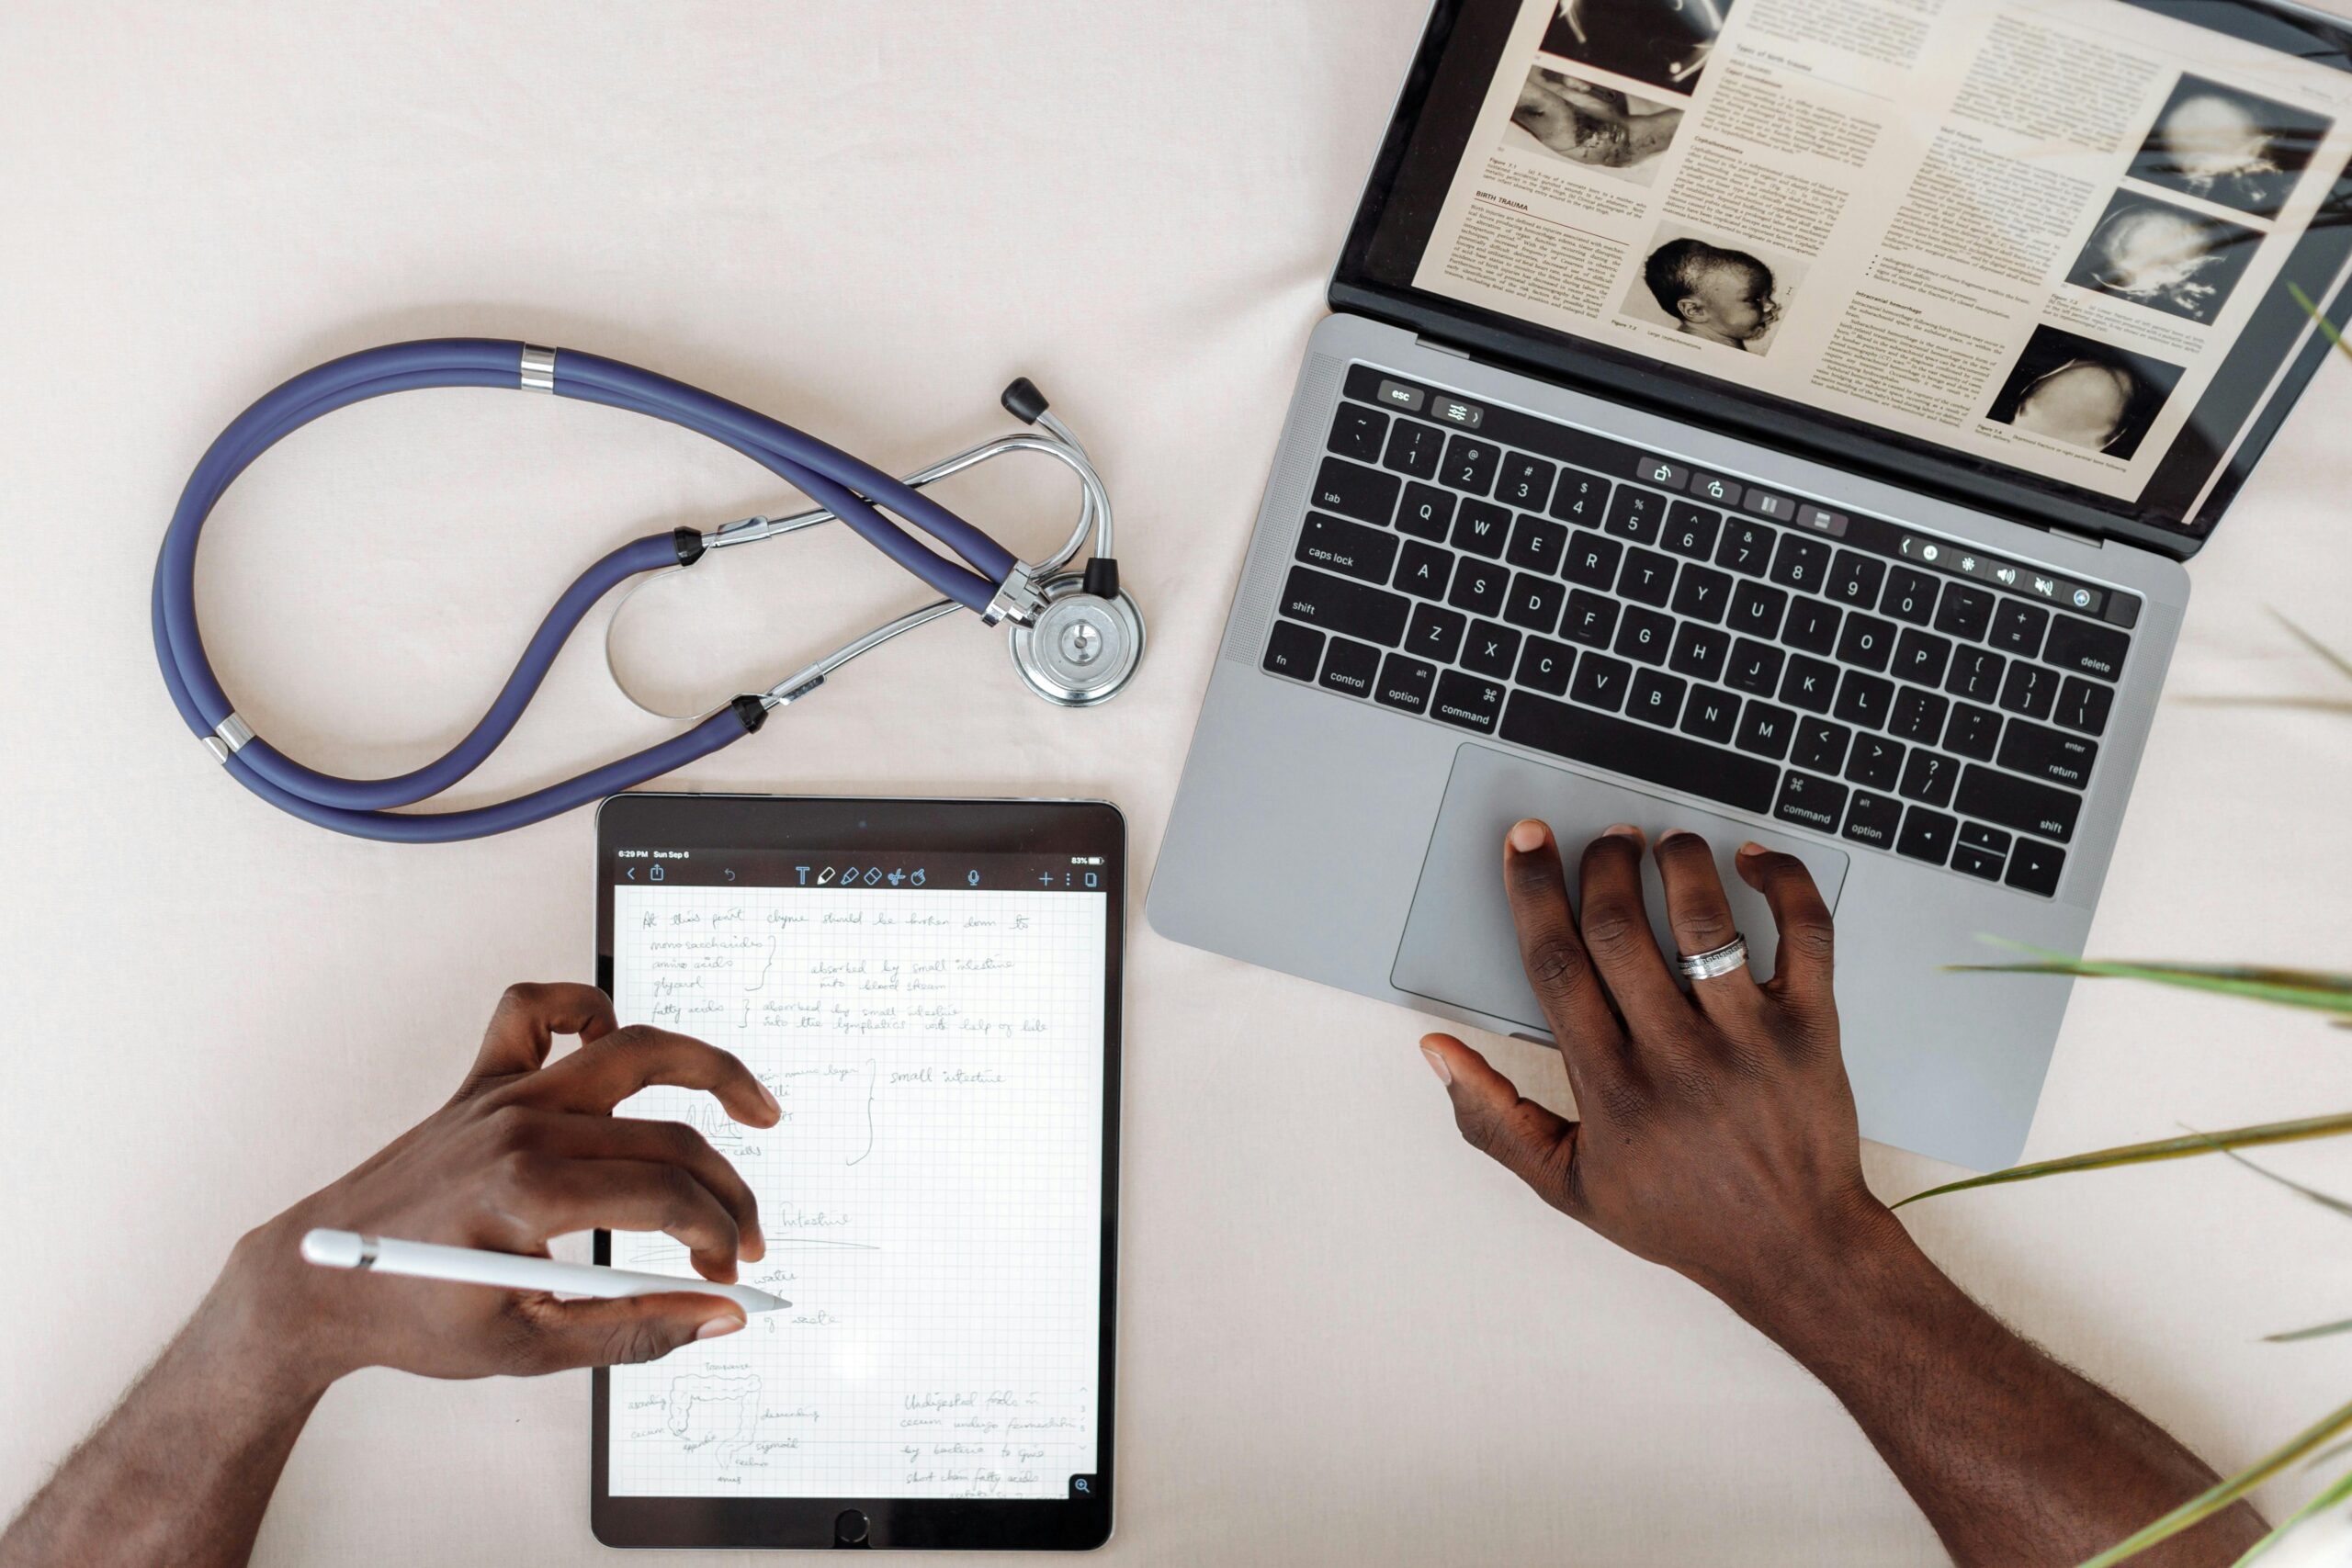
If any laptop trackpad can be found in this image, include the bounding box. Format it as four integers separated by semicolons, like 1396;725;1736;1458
1391;745;1850;1034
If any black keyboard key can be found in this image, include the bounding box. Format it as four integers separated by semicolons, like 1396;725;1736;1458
1432;670;1507;733
1735;701;1797;760
1461;619;1521;679
1516;635;1575;695
1943;702;2002;761
1781;597;1842;656
1374;651;1436;713
1628;668;1688;727
1958;821;2011;855
1319;635;1381;697
2043;615;2129;682
1836;613;1897;672
1997;660;2056;720
1897;748;1959;807
1312;457;1400;525
1730;581;1789;639
1934;583;1994;642
1946;645;2006;704
1447;558;1509;617
1406;602;1467;665
1716;518;1777;576
1560;591;1620;649
1295;513;1400;585
1888;686;1948;744
1618;547;1678;607
1281;566;1409;646
1826;550;1887;609
1669;563;1733;624
1833;669;1894;730
1394;539;1453;599
1663;502;1722;560
1770;532;1833;593
1504;572;1566;634
1502;691;1780;814
1989;599;2049;658
1997;718;2098;789
1727;638;1784;696
1896;807;1957;865
1329;402;1387;462
1780;653;1839;715
2004;837;2066;897
1604;485;1668;544
1381;417;1444;479
1397;482;1455;541
2055;675;2114;737
1679;684;1740;743
1951;841;2004;881
1452;498;1511;558
1668;622;1730;682
1841;790;1902;849
1550;469;1611;526
1262;619;1323;682
1506;513;1567;574
1563;533;1623;589
1955;764;2080;843
1792;717;1850;774
1495;453;1556;510
1615;605;1675;665
1881;566;1939;625
1774;771;1848;833
1442;433;1499;493
1891;627;1951;688
1570;652;1634;712
1845;733;1903;790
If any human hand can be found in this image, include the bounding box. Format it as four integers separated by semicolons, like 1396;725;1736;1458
220;983;779;1389
1419;822;1902;1320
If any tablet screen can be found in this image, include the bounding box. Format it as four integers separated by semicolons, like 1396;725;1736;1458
597;810;1113;1515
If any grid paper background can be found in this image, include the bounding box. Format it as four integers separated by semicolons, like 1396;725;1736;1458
606;881;1106;1500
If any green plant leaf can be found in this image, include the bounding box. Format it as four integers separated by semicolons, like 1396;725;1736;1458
2266;1315;2352;1345
1950;942;2352;1016
1894;1111;2352;1207
2268;607;2352;688
2289;281;2352;363
2230;1461;2352;1565
2078;1392;2352;1567
2211;1142;2352;1223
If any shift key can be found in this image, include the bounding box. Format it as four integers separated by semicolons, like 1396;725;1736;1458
1279;565;1410;647
1954;764;2080;843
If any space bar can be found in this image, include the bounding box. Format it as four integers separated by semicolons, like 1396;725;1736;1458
1498;693;1780;815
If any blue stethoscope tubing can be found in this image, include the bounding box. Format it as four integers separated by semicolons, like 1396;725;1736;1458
153;338;1029;843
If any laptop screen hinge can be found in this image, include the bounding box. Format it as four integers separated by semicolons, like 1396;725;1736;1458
1415;335;1473;359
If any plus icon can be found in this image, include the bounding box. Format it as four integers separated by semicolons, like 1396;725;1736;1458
1037;872;1054;887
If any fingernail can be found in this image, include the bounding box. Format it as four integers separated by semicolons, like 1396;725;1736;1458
755;1079;781;1119
1737;840;1767;857
744;1227;766;1261
1603;824;1644;842
696;1315;743;1341
1507;819;1549;852
1420;1045;1452;1086
1658;828;1699;846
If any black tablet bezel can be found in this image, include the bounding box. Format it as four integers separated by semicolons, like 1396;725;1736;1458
1335;0;2352;558
590;792;1124;1551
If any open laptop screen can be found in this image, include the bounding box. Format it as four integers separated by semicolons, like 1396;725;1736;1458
1340;0;2352;547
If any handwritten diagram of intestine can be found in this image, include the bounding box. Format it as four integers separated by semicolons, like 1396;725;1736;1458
666;1370;762;1461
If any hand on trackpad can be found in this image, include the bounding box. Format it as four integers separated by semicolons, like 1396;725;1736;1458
1391;746;1849;1034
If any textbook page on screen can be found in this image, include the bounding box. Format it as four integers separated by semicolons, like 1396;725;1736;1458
1412;0;2352;502
604;876;1106;1501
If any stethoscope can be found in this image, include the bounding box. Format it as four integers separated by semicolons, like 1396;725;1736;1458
152;339;1144;843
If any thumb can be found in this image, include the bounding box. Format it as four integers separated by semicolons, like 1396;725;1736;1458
1419;1033;1578;1201
515;1292;747;1372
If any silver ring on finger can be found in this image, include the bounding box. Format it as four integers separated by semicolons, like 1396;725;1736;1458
1677;933;1749;982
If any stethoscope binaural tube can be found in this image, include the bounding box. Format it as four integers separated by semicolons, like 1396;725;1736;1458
152;338;1095;843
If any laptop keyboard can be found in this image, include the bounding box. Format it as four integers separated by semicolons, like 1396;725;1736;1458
1260;365;2143;899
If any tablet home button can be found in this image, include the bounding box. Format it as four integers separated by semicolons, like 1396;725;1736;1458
834;1508;870;1547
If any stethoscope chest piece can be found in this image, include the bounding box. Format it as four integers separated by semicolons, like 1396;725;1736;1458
1008;576;1146;707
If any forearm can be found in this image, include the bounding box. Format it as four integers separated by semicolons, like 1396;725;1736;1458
1736;1213;2265;1568
0;1238;330;1568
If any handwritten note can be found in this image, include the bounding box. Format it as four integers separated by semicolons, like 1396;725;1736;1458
604;881;1107;1501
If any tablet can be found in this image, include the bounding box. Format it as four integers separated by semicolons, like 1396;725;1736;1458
591;793;1123;1551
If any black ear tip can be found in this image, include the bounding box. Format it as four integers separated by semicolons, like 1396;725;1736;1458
1001;378;1049;423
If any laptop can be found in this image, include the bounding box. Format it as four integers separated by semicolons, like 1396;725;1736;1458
1148;0;2352;1168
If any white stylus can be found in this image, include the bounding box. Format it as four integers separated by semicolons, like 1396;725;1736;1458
299;1228;787;1314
